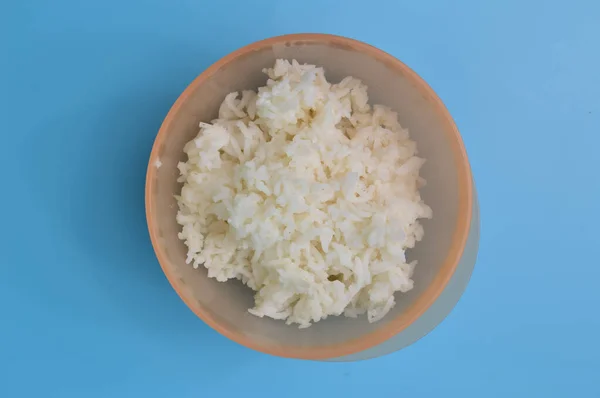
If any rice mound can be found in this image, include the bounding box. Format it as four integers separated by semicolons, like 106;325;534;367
175;59;432;328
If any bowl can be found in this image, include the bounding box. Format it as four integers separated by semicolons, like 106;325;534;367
146;33;475;360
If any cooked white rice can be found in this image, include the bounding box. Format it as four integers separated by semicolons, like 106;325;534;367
175;59;432;328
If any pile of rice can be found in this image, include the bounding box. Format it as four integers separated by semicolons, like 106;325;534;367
175;59;432;328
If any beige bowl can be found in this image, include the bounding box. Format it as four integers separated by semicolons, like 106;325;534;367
146;34;474;360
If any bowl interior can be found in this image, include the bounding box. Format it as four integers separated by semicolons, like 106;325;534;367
147;36;469;358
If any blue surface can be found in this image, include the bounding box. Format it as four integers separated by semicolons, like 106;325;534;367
1;0;599;396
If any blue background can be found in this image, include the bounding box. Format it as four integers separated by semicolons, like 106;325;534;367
1;0;599;396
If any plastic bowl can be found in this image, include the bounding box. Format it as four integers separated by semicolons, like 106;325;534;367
146;33;475;360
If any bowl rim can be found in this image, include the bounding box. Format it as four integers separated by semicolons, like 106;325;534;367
146;33;473;360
